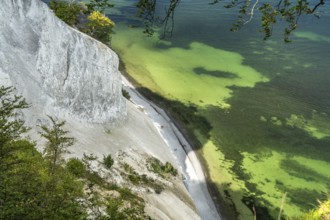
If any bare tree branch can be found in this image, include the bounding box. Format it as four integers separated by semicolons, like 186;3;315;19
309;0;325;13
244;0;260;24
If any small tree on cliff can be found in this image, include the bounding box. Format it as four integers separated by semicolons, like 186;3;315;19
0;86;29;172
85;11;115;46
40;116;74;174
49;0;86;26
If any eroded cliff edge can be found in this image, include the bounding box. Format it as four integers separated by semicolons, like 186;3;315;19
0;0;126;125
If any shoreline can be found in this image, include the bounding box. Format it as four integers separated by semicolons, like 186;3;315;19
140;91;231;219
120;68;224;219
118;61;231;218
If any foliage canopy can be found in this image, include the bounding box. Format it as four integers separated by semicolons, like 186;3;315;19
224;0;325;42
0;87;86;219
85;10;115;45
103;153;114;169
50;0;86;26
136;0;326;41
0;86;152;219
40;116;74;173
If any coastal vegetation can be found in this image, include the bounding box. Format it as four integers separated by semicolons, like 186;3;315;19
0;86;86;219
49;0;84;26
121;162;164;194
50;0;115;45
103;154;114;169
85;11;115;46
122;89;131;100
147;157;178;177
0;86;152;219
50;0;328;42
135;0;327;42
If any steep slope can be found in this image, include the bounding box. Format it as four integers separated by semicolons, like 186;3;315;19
0;0;126;125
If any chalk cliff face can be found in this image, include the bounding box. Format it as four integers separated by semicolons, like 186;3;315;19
0;0;126;125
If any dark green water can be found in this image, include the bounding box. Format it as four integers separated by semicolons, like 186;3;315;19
85;0;330;218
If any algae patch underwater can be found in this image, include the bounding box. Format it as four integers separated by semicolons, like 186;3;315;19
110;13;330;219
112;25;268;108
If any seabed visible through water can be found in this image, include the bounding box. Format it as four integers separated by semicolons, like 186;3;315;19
106;0;330;218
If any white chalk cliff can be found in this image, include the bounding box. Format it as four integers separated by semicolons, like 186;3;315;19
0;0;126;125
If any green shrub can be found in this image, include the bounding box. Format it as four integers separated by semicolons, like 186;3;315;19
86;170;105;186
103;154;114;169
84;11;115;45
123;163;134;173
120;163;163;193
106;198;125;219
148;158;163;175
50;0;85;26
147;158;178;177
122;89;131;100
66;158;86;177
122;163;141;185
164;162;178;176
128;174;141;185
118;187;140;201
105;188;149;219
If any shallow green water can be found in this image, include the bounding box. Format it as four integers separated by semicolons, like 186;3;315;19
105;1;330;218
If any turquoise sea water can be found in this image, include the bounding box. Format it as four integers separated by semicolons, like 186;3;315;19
105;1;330;219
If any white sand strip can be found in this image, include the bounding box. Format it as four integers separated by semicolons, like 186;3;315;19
122;76;222;220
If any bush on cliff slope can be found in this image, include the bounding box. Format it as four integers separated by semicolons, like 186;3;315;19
50;0;115;46
0;86;148;220
50;0;86;26
85;11;115;46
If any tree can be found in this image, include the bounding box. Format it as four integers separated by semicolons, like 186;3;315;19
0;87;86;220
48;1;116;46
223;0;324;42
40;116;74;173
49;0;86;26
0;86;29;172
136;0;326;41
0;140;41;219
66;157;87;177
85;11;115;46
1;140;86;220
